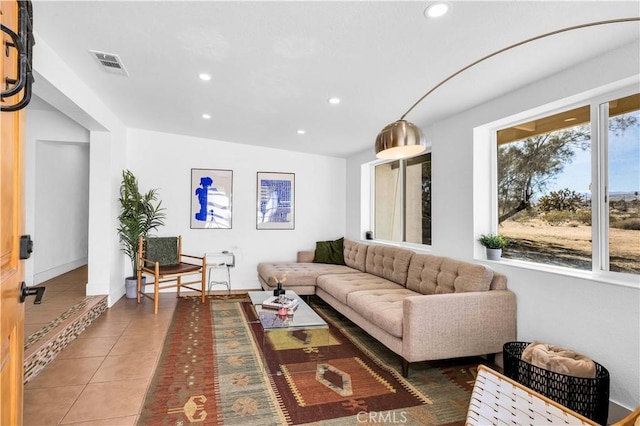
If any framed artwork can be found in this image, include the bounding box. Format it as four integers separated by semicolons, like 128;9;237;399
256;172;295;230
191;168;233;229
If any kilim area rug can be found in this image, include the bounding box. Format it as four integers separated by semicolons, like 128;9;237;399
138;295;488;425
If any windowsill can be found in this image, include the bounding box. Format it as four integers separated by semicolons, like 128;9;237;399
477;257;640;290
360;239;433;254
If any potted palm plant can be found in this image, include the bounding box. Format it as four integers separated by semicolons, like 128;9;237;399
478;233;508;260
117;169;166;298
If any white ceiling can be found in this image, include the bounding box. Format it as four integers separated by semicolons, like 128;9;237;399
30;1;640;158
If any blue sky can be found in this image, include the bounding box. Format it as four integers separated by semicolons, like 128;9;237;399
547;113;640;195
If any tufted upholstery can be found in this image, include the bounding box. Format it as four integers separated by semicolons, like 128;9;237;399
256;238;516;377
406;254;494;295
364;244;413;285
347;289;416;338
257;262;356;288
344;239;368;272
317;272;404;304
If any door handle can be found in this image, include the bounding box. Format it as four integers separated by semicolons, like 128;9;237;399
19;281;45;304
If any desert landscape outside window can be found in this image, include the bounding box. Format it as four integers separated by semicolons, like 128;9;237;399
606;94;640;273
497;93;639;275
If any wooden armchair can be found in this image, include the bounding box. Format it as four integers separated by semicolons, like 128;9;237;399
137;236;206;314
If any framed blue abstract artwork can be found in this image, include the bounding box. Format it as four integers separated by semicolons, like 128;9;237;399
256;171;295;230
191;168;233;229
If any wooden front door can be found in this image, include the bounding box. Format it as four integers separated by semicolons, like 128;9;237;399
0;0;26;423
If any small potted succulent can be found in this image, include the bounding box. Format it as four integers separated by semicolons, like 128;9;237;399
478;233;508;260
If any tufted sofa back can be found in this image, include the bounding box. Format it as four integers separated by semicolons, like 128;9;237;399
406;253;495;294
343;239;368;272
364;244;413;285
490;272;508;290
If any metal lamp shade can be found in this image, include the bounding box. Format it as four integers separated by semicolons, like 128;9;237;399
375;120;426;159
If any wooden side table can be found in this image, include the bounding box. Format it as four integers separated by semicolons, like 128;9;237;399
206;252;235;294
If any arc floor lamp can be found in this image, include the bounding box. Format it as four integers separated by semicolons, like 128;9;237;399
375;17;640;160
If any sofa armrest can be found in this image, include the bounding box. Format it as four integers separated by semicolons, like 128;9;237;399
402;290;516;362
297;250;315;263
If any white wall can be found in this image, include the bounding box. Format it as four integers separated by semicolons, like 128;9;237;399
126;128;346;289
24;108;90;285
346;41;640;410
34;141;89;281
346;149;374;242
33;35;128;305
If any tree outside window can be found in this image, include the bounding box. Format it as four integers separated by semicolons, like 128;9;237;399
496;93;639;275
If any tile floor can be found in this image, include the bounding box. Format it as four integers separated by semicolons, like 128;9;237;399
24;267;90;339
23;267;179;425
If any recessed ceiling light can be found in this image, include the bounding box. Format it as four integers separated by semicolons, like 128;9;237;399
328;97;341;105
424;2;450;18
297;129;306;135
202;113;211;119
198;73;212;81
564;117;577;122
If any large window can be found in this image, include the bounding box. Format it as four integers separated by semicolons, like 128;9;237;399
497;93;639;275
374;153;431;245
605;95;640;273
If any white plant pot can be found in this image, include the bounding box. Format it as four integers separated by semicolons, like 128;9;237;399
486;248;502;261
125;276;143;298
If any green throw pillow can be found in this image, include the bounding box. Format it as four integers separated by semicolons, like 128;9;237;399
313;237;345;265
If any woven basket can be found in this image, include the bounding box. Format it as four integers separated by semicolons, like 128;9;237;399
503;341;610;425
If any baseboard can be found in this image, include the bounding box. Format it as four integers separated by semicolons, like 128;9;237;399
106;285;126;308
33;258;87;285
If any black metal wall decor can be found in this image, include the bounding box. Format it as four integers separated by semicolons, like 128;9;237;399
1;0;34;112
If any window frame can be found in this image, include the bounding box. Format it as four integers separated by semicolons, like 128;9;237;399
477;81;639;288
369;153;433;249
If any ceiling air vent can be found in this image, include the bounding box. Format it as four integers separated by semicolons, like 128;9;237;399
89;50;129;76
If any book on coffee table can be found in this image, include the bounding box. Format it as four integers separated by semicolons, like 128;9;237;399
261;295;299;310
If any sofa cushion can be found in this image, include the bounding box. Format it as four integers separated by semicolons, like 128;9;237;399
316;272;404;305
343;239;368;272
364;245;413;286
490;272;508;290
297;250;315;263
257;262;356;288
406;254;494;295
346;289;417;338
313;237;346;265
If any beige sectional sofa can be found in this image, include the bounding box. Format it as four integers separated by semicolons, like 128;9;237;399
257;239;516;377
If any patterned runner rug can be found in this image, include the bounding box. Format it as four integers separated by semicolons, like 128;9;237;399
138;295;485;425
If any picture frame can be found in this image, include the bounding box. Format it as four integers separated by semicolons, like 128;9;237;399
256;171;295;230
191;168;233;229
